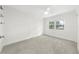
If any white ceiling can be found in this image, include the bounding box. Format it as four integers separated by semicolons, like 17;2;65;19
8;5;50;13
7;5;79;17
44;5;78;17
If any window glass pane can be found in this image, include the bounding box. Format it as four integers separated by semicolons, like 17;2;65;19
56;21;64;30
49;21;54;29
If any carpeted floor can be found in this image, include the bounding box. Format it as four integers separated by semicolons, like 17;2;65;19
1;35;78;54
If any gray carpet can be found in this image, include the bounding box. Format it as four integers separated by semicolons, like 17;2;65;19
1;35;78;54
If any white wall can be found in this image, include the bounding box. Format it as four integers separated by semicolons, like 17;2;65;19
77;15;79;51
3;6;43;46
76;8;79;51
43;10;77;42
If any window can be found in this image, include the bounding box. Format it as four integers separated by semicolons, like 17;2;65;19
56;21;64;30
49;21;54;29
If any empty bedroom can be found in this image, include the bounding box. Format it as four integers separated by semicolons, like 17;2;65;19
0;5;79;54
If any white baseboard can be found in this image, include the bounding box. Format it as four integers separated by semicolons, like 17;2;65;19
3;33;42;46
43;34;77;43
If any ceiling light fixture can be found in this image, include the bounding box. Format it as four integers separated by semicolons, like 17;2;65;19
44;11;48;15
44;7;50;15
47;8;50;11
